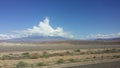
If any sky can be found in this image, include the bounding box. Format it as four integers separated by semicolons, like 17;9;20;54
0;0;120;40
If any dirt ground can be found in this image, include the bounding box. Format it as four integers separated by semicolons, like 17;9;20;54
0;42;120;52
0;43;120;68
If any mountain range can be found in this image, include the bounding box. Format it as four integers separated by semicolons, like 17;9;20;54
0;36;69;43
0;36;120;44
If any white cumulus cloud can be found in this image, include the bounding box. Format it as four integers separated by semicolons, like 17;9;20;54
0;18;73;40
88;32;120;39
20;17;73;38
0;34;15;40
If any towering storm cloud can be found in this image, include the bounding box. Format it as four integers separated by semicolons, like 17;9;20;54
0;18;73;40
20;17;73;38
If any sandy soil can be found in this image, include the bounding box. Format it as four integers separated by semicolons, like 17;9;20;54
0;43;120;68
0;42;120;52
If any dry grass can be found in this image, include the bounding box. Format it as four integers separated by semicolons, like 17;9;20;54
0;48;120;68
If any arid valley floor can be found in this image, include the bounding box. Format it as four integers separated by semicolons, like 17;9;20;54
0;41;120;68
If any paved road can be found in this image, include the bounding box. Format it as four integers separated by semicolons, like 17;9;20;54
64;61;120;68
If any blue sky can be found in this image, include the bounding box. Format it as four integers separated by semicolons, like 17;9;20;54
0;0;120;39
